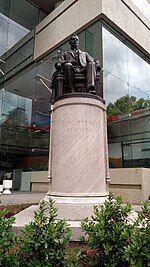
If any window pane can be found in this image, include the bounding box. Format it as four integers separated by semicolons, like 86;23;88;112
103;25;150;168
103;27;128;85
9;0;39;30
0;0;10;17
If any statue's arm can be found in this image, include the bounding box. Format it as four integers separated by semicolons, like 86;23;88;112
86;52;101;72
58;53;66;65
86;52;94;63
94;59;101;72
54;53;66;70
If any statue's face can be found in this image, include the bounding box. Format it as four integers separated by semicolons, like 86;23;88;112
69;35;79;47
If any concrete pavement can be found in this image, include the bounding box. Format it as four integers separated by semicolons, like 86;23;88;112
0;192;143;213
0;192;45;206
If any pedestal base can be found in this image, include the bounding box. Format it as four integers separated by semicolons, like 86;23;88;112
46;95;109;226
3;180;12;194
3;189;12;194
44;193;108;221
0;185;3;194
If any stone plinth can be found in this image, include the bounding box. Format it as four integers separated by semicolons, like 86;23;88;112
45;94;109;221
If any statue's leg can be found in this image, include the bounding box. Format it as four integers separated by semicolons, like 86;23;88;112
55;74;64;97
86;62;96;93
76;67;86;92
50;71;64;100
63;63;75;93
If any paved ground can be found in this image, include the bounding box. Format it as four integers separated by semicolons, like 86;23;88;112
0;191;142;213
0;192;46;206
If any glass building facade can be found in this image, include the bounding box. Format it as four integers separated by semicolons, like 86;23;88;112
0;1;150;189
102;24;150;168
0;0;49;175
36;20;150;169
0;0;46;56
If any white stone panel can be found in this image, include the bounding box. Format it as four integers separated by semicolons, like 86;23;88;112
34;0;150;60
46;96;108;221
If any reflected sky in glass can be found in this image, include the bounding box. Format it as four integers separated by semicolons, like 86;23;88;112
0;89;32;125
103;27;150;105
0;12;29;56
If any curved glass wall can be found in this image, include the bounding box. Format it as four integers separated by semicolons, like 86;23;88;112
0;21;102;176
36;20;150;170
0;18;150;190
103;25;150;168
0;63;50;173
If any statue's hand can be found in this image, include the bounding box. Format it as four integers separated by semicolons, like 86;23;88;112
55;62;62;70
94;60;101;72
66;59;76;65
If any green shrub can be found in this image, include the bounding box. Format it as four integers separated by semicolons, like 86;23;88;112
142;201;150;220
17;199;72;267
0;208;18;266
66;247;82;267
81;193;132;267
124;201;150;267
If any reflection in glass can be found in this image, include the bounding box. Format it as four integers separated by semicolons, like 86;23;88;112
1;90;32;125
9;0;39;30
0;13;9;49
0;12;29;56
0;0;47;57
127;47;150;102
0;18;149;174
122;140;150;167
103;26;150;110
0;63;50;172
108;143;123;168
104;74;129;105
103;25;150;168
7;20;29;49
85;21;102;63
103;27;128;85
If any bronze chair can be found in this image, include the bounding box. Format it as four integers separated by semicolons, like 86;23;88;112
51;61;102;101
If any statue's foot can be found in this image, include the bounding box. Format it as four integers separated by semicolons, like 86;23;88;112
88;85;96;95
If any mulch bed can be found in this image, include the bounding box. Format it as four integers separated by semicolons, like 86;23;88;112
0;203;38;217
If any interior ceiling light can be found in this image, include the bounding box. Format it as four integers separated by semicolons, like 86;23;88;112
37;74;51;82
36;74;52;93
39;78;52;93
0;69;5;75
0;59;5;64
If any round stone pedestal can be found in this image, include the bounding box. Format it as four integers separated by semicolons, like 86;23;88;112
45;94;109;222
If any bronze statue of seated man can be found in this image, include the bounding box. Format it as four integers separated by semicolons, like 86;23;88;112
51;33;101;99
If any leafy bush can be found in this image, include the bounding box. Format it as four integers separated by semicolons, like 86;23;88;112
142;201;150;220
124;201;150;267
0;208;18;266
1;195;149;267
66;247;82;267
17;199;72;267
81;193;132;267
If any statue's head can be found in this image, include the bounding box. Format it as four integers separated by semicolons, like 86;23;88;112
69;33;79;48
